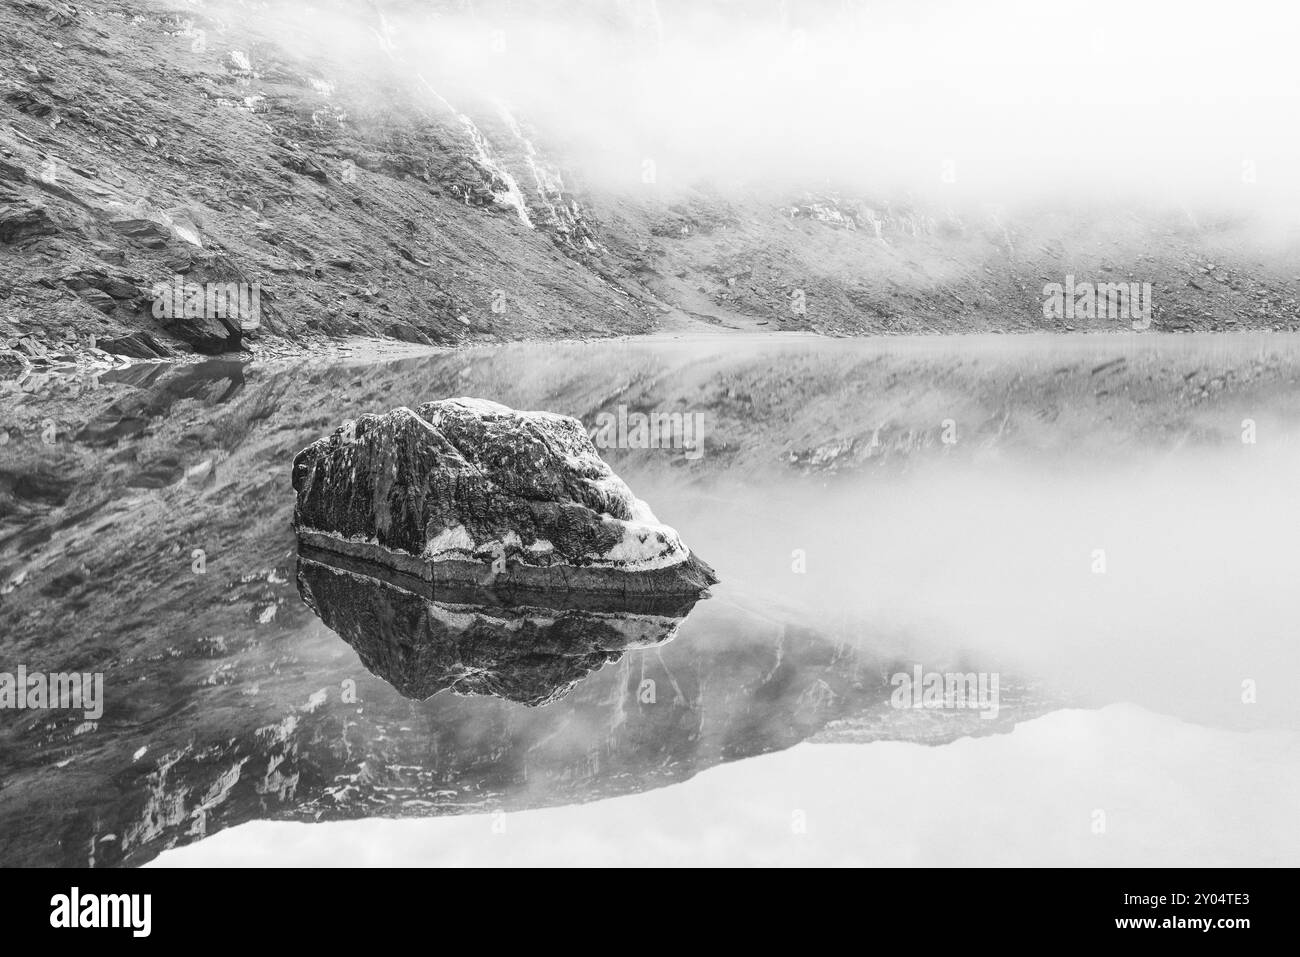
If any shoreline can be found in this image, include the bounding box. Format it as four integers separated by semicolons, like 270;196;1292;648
9;325;1300;382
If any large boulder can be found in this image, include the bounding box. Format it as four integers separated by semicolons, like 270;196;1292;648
291;398;717;597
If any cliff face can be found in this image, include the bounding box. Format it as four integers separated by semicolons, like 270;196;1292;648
3;0;1297;366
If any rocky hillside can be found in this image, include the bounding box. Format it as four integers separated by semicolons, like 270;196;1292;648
2;0;1298;366
0;0;660;361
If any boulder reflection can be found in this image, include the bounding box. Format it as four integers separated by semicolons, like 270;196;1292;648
296;547;704;707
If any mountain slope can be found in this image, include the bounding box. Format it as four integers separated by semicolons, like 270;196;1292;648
2;0;1298;365
0;0;656;359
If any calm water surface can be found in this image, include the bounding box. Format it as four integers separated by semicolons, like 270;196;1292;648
2;333;1298;866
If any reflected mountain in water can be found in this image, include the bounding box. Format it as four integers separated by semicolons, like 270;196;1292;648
9;334;1295;866
297;549;703;707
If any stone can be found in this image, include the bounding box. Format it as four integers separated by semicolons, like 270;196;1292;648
74;288;117;313
16;337;47;358
97;332;172;360
292;398;718;598
0;199;58;244
384;321;431;344
61;269;142;301
0;159;27;184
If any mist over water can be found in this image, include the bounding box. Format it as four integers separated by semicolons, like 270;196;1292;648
640;444;1300;732
581;332;1300;734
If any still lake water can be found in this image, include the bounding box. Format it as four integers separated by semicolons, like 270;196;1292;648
2;333;1298;866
